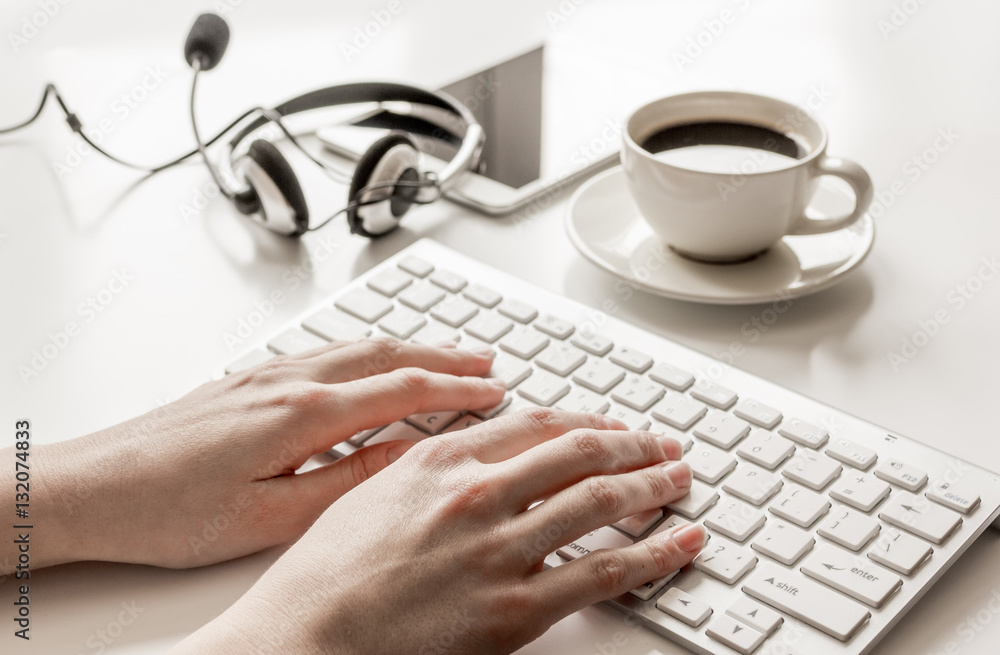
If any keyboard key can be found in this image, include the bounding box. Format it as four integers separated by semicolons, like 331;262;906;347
464;312;514;343
570;333;613;356
572;359;626;394
648;420;693;453
430;296;480;327
470;393;512;420
534;314;575;339
737;430;795;470
499;326;549;359
876;460;929;492
688;444;737;484
225;348;274;374
726;597;783;636
398;282;447;312
779;418;829;449
743;563;871;641
406;411;461;435
517;370;571;407
691;381;738;409
367;268;413;297
723;465;783;506
397;255;433;277
629;569;679;601
610;375;665;412
535;343;587;377
818;507;880;551
605;404;651;431
497;299;538;323
734;399;783;430
649;362;695;391
378;307;427;339
363;420;428;447
334;288;394;323
268;327;328;355
868;527;933;575
802;544;902;608
927;480;981;514
303;308;372;342
751;521;814;565
769;485;830;528
613;508;663;537
694;411;751;450
826;437;877;470
555;387;610;414
348;425;384;446
656;587;713;627
651;393;707;430
609;346;653;373
556;525;632;561
707;614;766;655
666;480;719;519
704;498;766;542
410;322;460;346
694;539;757;584
462;283;502;308
781;450;842;490
879;492;962;544
442;414;482;433
489;353;532;389
830;472;891;513
429;269;467;293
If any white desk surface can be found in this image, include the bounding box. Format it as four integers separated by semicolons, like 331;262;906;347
2;0;999;653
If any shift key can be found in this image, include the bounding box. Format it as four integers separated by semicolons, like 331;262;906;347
742;563;870;641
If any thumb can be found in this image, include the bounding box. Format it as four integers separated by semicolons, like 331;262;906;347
280;439;417;507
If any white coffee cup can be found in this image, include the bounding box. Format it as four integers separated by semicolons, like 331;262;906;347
621;91;873;263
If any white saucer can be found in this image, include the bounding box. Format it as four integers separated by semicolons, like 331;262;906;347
565;166;875;305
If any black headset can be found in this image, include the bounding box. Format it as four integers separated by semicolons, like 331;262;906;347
0;13;484;239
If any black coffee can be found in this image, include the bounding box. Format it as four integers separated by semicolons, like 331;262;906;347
640;121;809;173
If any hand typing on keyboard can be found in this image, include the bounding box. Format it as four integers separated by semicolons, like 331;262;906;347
1;338;702;654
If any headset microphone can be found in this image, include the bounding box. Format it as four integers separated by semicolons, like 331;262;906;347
184;13;231;71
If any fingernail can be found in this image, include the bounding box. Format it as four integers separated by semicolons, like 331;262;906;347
656;436;682;459
386;443;412;464
433;340;458;349
469;346;495;359
662;461;691;488
485;377;508;389
670;523;706;553
603;417;628;430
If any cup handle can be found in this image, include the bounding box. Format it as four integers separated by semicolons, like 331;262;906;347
788;156;874;236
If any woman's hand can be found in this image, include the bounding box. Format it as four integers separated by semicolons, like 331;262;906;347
3;339;505;571
175;408;701;655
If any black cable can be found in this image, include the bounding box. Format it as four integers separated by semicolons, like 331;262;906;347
189;64;233;197
307;178;441;233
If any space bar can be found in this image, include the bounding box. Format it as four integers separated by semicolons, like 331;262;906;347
742;563;871;641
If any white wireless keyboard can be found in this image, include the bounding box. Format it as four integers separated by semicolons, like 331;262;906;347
222;239;1000;655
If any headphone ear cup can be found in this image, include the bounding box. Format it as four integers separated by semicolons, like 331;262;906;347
347;132;421;238
245;139;309;237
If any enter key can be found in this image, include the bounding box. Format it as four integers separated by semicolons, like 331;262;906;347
802;544;902;608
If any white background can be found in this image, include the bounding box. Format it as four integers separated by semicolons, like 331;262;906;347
1;0;999;653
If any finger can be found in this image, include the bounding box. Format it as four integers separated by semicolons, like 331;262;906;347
268;440;416;520
494;429;682;509
315;368;507;449
532;523;705;617
303;338;496;384
516;460;692;545
446;407;627;463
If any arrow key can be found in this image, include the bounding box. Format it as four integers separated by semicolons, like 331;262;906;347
707;614;766;654
655;587;712;627
726;597;783;636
